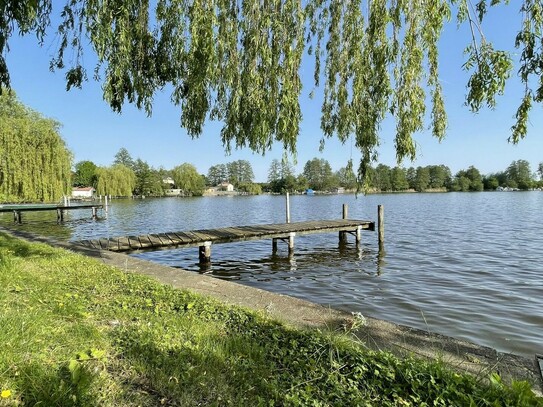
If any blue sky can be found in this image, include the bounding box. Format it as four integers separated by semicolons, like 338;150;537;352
5;4;542;182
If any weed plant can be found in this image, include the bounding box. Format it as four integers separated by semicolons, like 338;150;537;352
0;233;541;406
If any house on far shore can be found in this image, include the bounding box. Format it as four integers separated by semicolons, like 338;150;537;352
219;182;234;192
163;177;175;187
72;187;95;199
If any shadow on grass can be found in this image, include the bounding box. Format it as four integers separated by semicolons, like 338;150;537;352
110;325;277;406
16;362;97;407
0;232;61;259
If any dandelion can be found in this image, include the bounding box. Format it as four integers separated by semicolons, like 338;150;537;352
1;389;12;398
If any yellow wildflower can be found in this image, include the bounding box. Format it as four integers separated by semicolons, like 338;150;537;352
1;389;12;398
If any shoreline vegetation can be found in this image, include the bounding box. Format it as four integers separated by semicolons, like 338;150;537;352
1;233;541;406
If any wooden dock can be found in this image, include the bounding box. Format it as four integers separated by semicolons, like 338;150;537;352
75;219;375;264
0;204;104;223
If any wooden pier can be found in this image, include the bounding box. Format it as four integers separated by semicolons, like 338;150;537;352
0;204;104;223
75;218;376;264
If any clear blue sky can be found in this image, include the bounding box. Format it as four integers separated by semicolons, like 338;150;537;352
5;4;542;182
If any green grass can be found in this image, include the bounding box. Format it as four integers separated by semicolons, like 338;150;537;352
0;232;541;406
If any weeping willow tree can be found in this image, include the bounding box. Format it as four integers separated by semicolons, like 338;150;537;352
0;91;72;202
0;1;540;186
95;164;136;197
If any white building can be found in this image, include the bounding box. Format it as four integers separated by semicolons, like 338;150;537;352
72;187;95;199
219;182;234;192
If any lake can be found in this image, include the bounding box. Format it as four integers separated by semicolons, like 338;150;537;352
2;192;542;358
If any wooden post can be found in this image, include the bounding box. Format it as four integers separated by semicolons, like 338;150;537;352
339;204;348;243
272;238;278;253
378;205;384;250
286;192;291;223
199;241;212;264
105;195;109;214
288;232;295;254
92;207;97;219
356;225;362;244
13;211;21;224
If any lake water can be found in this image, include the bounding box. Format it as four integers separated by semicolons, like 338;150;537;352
2;192;542;357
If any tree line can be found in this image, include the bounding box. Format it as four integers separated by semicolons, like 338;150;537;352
264;158;543;194
74;149;264;197
2;91;542;203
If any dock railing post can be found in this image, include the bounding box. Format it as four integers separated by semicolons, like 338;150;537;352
286;192;291;223
378;205;384;251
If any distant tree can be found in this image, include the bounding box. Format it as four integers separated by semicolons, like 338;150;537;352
0;91;72;202
268;158;298;193
452;166;483;191
73;160;97;187
113;147;134;169
95;164;136;197
414;167;430;192
133;159;163;196
428;165;451;189
227;160;254;186
405;167;417;190
506;160;533;190
487;171;508;187
296;175;309;192
465;166;484;191
171;163;205;196
483;176;499;191
451;176;471;192
538;162;543;180
336;166;357;190
303;158;334;191
207;164;228;186
268;159;282;184
372;164;392;191
390;167;409;191
237;182;262;195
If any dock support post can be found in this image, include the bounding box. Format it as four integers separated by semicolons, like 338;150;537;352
199;241;212;264
339;204;348;243
105;195;109;214
272;238;278;253
56;208;65;223
356;225;362;244
286;192;291;223
13;211;21;224
378;205;384;251
92;207;97;219
288;232;295;254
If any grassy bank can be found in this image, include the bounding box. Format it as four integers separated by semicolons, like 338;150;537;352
0;233;541;406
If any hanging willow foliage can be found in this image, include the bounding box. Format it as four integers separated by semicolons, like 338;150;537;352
95;164;136;197
0;91;72;203
0;1;539;186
